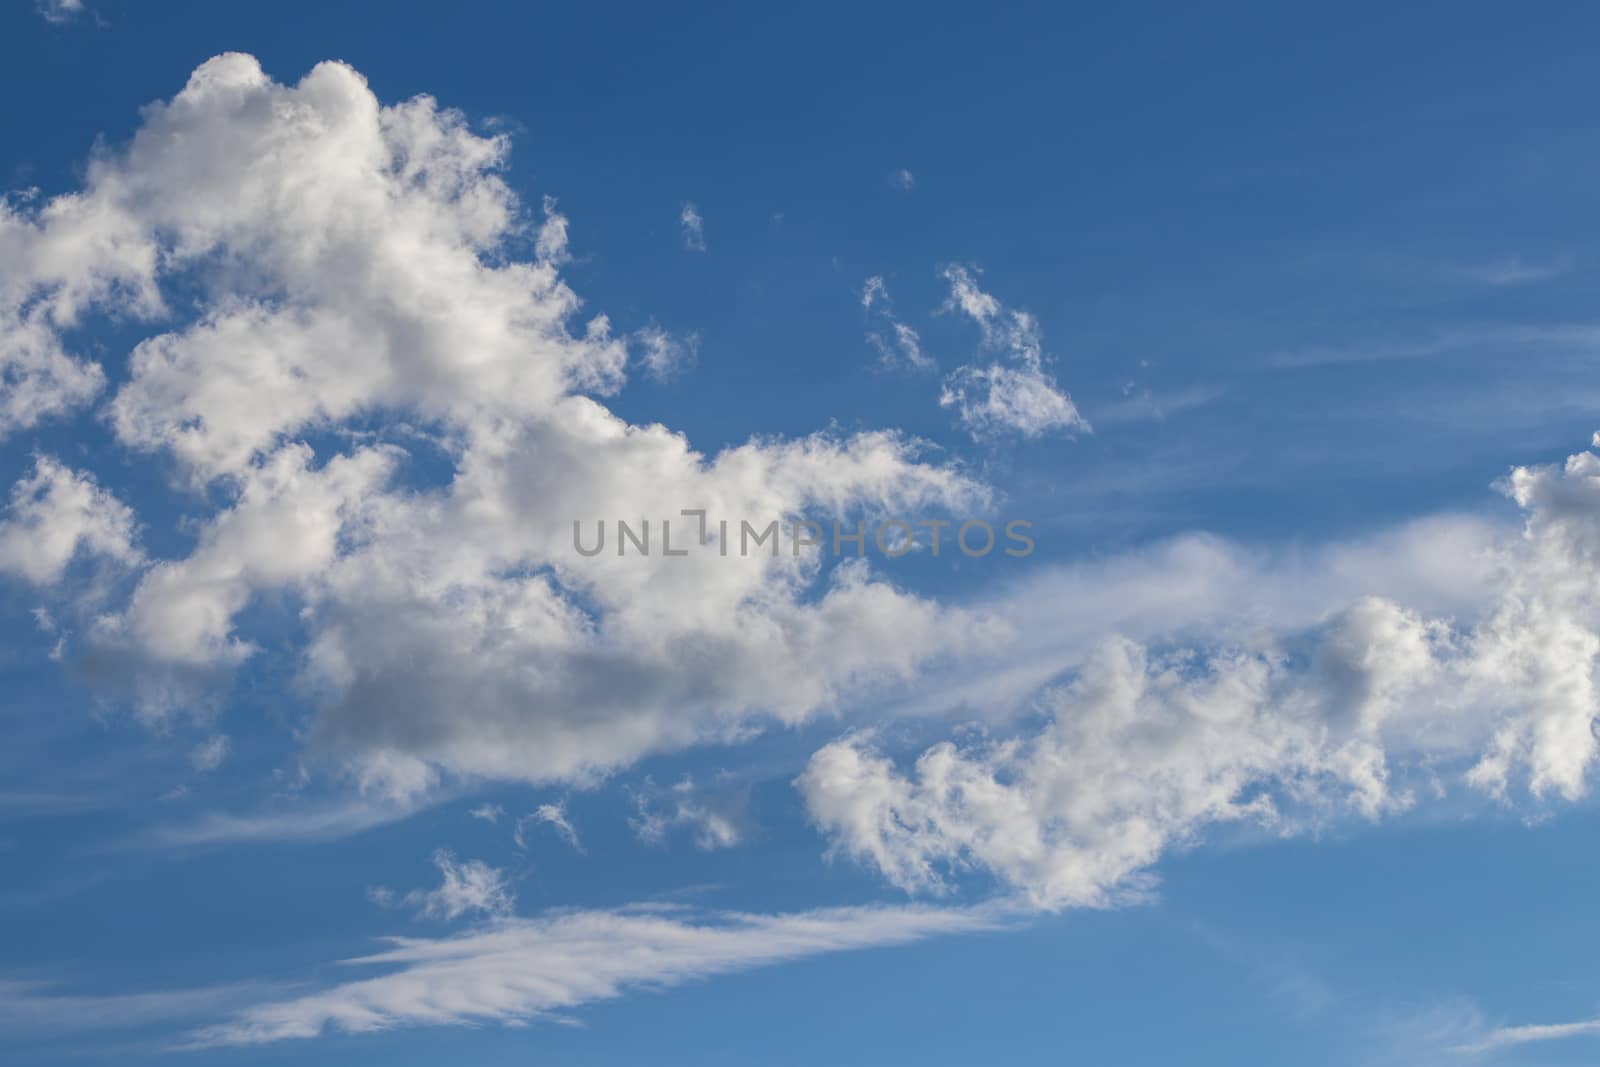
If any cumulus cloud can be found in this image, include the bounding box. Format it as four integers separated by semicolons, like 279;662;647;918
0;54;1001;789
467;803;503;823
680;202;706;251
937;265;1089;438
0;457;140;584
887;168;916;191
801;437;1600;909
187;903;997;1046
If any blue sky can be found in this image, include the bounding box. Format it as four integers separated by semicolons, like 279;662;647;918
6;1;1600;1064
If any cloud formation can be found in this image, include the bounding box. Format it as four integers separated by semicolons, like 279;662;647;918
0;457;140;585
630;774;750;851
514;802;582;852
861;275;931;371
802;439;1600;908
188;903;997;1046
680;201;706;251
0;54;1000;795
938;265;1089;438
371;850;516;922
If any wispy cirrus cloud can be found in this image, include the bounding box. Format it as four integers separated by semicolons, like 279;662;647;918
861;275;932;371
184;903;1002;1046
1453;1015;1600;1055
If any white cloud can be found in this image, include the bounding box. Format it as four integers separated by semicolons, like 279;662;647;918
514;802;582;852
630;775;750;851
801;436;1600;909
0;456;140;585
467;803;503;824
105;444;396;669
680;202;706;251
1;54;1000;788
186;903;998;1046
0;313;105;436
937;265;1089;438
1455;1016;1600;1054
860;276;932;371
633;321;699;381
888;168;916;191
372;850;515;922
862;275;888;311
34;0;85;24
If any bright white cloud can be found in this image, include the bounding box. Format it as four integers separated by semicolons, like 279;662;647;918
106;443;396;669
1;55;999;790
0;456;139;585
937;265;1089;438
187;903;998;1046
801;437;1600;909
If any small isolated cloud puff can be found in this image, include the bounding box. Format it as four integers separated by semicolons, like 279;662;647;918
937;265;1089;438
887;168;916;191
371;850;515;922
514;802;582;852
630;774;750;851
680;202;706;251
633;322;700;381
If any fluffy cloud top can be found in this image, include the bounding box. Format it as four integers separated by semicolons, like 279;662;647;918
0;457;139;585
0;54;1000;795
801;440;1600;908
